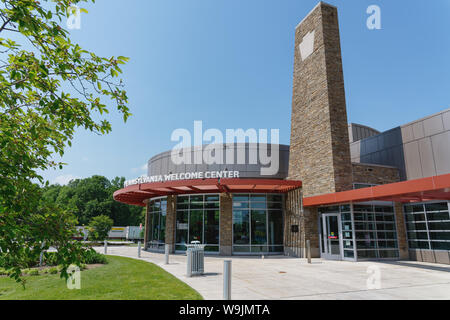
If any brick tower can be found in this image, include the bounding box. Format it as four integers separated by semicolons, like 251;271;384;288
288;2;352;197
285;2;353;258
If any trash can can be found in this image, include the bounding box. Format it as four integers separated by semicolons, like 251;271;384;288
185;242;206;277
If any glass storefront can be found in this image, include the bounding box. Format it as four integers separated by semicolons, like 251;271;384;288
404;202;450;251
232;194;284;254
175;194;220;252
319;203;399;260
353;204;399;259
147;197;167;250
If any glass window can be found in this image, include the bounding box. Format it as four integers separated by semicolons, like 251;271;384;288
250;195;266;202
267;195;282;202
233;210;250;245
188;210;203;243
426;211;450;221
405;213;426;222
251;210;267;245
176;210;188;245
233;194;249;202
233;194;284;253
268;210;283;245
175;194;220;251
404;202;450;252
351;204;398;259
429;232;450;241
428;222;450;231
406;222;427;231
431;242;450;250
341;212;352;221
408;240;430;249
233;201;249;209
344;250;355;258
251;202;267;209
147;198;167;249
205;194;219;202
425;203;449;212
204;210;220;245
268;202;282;209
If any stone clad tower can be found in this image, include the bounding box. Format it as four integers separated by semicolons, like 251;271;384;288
288;2;353;197
285;2;353;258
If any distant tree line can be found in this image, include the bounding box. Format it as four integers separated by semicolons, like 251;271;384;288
41;176;144;226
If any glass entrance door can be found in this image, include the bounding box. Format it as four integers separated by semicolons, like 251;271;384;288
320;214;342;260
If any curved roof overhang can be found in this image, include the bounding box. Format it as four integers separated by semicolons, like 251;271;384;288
114;178;302;206
303;173;450;207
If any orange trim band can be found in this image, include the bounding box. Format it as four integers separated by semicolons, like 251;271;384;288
303;173;450;207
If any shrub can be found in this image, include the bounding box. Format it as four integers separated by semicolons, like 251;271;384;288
88;215;113;241
42;268;50;274
49;267;58;274
82;248;107;265
29;269;39;276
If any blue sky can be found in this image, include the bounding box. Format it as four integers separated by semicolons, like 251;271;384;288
41;0;450;185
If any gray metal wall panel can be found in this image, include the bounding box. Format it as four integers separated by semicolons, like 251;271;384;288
418;138;437;177
401;125;414;143
443;111;450;131
423;114;444;137
404;141;422;179
431;131;450;175
147;143;290;179
350;109;450;182
412;121;425;140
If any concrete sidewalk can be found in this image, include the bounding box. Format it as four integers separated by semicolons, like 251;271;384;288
94;246;450;300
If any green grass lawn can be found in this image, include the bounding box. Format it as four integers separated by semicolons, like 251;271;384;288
0;256;203;300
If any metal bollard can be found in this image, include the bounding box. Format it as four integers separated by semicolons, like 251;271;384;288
104;240;107;254
223;260;232;300
165;244;169;265
307;240;311;264
187;249;192;277
138;241;141;258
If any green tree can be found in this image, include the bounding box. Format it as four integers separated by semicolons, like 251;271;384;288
88;215;113;241
0;0;130;283
42;175;144;226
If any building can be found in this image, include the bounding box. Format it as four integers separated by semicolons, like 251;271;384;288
114;2;450;264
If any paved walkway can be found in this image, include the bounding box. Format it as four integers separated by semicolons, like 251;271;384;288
94;246;450;300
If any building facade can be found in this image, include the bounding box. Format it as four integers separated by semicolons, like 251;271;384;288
114;2;450;264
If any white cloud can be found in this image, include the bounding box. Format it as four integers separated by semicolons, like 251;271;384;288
82;156;88;162
53;174;80;185
131;163;147;174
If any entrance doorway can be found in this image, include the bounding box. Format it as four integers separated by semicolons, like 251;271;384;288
320;214;342;260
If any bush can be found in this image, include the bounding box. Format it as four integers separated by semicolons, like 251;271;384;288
22;268;30;275
49;267;58;274
29;269;39;276
88;215;113;241
0;247;107;271
81;248;107;265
